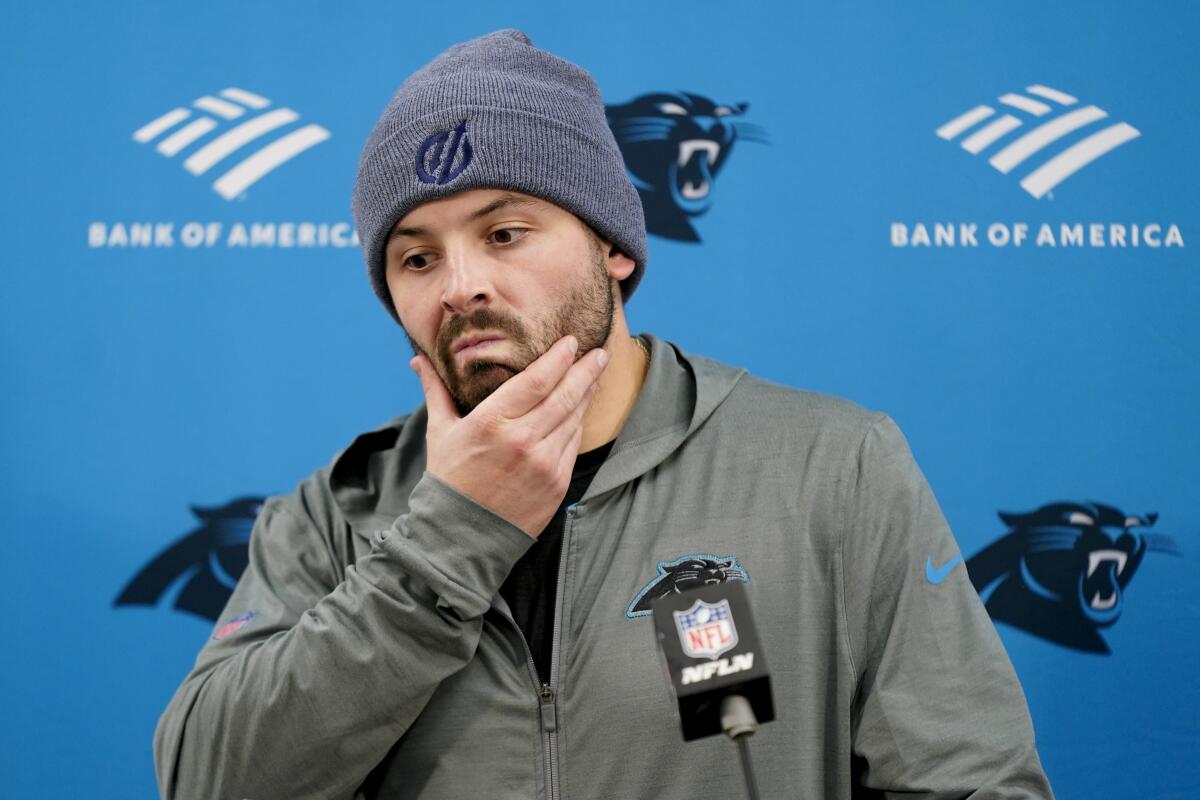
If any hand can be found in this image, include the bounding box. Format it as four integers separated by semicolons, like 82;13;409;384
411;335;609;538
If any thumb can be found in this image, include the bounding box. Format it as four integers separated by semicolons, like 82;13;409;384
410;355;459;425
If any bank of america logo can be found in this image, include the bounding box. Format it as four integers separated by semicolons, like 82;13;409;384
936;84;1140;199
132;87;331;200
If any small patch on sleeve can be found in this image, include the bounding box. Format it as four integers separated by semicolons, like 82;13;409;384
213;610;257;640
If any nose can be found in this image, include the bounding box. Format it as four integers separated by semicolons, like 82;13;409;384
439;247;492;315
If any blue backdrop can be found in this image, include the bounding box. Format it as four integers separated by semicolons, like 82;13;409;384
3;1;1196;796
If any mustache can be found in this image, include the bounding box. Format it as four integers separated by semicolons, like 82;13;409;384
435;308;529;363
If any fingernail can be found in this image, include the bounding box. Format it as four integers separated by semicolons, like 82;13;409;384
597;349;609;367
566;336;579;354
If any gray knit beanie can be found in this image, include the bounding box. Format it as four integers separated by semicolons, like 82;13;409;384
351;28;647;322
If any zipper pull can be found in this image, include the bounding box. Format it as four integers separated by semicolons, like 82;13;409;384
539;682;557;732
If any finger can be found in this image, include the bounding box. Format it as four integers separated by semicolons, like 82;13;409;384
543;380;598;457
480;335;578;419
524;346;608;439
555;417;586;479
410;355;459;427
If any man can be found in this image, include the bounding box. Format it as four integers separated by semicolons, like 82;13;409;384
155;29;1053;799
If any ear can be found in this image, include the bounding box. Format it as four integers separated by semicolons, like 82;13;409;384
601;239;637;282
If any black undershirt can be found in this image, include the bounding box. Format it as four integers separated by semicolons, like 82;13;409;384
499;440;614;684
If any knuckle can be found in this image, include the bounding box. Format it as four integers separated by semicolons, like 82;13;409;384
543;448;564;474
555;388;579;418
527;371;552;397
509;428;536;457
473;412;500;437
530;454;555;483
556;460;574;490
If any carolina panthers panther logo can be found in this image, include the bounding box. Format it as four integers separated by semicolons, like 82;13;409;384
966;501;1180;653
606;92;767;242
626;554;749;618
114;497;264;622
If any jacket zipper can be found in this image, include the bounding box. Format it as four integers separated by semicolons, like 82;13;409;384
539;680;557;800
544;503;576;800
494;504;576;800
506;625;552;800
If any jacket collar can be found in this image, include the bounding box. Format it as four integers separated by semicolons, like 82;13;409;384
583;333;743;501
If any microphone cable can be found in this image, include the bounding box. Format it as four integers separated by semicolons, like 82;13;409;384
720;695;762;800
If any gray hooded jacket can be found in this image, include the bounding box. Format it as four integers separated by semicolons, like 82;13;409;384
155;334;1053;799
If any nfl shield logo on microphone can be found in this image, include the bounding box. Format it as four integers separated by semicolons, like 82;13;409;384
674;598;739;659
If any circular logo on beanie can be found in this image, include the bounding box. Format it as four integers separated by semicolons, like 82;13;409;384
416;121;473;185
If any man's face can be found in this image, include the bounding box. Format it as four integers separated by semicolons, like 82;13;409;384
384;189;623;414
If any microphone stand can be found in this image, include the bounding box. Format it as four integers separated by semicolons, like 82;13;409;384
720;695;762;800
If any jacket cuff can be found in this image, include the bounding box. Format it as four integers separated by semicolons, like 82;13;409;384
373;472;536;617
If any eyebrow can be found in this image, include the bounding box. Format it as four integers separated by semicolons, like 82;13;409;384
386;193;543;243
467;193;543;221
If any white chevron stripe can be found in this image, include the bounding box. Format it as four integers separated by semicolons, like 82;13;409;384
1020;122;1141;198
133;108;190;143
999;93;1051;116
183;108;301;175
936;105;994;140
988;105;1108;174
156;117;218;156
194;96;245;119
220;88;269;109
212;124;331;199
961;114;1023;154
1026;84;1077;106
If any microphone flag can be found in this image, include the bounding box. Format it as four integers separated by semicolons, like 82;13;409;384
651;581;776;741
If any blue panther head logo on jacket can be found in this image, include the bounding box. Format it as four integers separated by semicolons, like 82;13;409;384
626;554;749;618
966;501;1180;653
606;91;767;243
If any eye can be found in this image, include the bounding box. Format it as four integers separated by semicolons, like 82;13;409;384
714;106;732;116
657;102;687;115
401;251;435;272
488;227;528;246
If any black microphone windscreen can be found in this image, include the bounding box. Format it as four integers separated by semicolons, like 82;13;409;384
651;581;776;741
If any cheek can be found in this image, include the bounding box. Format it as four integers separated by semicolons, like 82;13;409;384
391;289;439;347
517;247;591;304
388;269;437;336
397;305;437;345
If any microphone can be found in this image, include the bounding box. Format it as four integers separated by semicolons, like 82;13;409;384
651;580;775;740
651;581;775;799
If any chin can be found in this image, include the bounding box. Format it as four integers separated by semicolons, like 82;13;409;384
455;361;519;411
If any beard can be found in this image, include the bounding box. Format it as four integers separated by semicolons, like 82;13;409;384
405;236;614;415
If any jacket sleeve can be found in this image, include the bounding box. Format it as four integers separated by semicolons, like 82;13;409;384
841;414;1055;799
154;472;535;800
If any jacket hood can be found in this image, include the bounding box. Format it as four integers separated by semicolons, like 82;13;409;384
329;333;745;539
